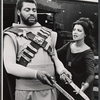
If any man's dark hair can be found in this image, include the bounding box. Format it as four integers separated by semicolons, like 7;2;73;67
16;0;37;11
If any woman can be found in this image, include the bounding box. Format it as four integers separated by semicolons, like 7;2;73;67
57;17;95;100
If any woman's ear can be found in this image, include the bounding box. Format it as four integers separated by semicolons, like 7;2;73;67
17;10;20;16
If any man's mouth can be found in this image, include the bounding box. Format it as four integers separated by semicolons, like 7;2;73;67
28;16;35;21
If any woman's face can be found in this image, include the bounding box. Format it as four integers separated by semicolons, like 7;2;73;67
72;24;86;41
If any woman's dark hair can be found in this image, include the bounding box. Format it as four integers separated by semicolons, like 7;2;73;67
72;17;97;53
16;0;37;11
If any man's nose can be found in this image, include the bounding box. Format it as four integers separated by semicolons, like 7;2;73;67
29;10;34;14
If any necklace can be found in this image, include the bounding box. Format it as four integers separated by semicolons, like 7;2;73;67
67;52;78;67
68;61;72;67
67;43;81;67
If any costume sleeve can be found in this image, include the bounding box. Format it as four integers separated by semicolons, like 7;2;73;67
4;32;18;54
84;50;95;83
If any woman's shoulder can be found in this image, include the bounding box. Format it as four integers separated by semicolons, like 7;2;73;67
82;44;94;54
83;48;94;55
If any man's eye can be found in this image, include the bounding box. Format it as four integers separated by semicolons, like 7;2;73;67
32;9;37;12
24;8;30;12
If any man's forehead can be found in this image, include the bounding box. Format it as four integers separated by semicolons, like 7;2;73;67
22;2;36;8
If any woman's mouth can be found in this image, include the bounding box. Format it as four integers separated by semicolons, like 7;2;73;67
73;35;78;38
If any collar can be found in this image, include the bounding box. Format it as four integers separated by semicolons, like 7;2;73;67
12;22;41;28
12;22;41;37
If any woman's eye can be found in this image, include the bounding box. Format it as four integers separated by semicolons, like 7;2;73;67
78;29;82;32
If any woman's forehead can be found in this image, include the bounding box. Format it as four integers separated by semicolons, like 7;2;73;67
74;24;84;29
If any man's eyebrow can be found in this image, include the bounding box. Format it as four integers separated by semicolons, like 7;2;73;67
23;7;30;9
24;7;36;9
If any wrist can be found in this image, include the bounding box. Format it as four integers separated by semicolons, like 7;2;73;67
81;82;89;91
82;82;89;85
59;69;66;75
84;82;89;87
35;70;39;79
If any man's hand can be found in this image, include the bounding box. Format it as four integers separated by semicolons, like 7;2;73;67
60;69;72;83
37;71;54;86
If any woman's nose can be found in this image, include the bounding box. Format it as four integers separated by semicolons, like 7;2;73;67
73;31;77;35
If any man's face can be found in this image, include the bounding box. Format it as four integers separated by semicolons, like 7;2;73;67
19;2;37;26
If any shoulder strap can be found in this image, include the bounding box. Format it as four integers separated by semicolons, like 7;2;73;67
17;31;53;66
15;28;53;67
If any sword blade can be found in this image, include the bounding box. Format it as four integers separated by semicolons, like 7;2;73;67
65;75;90;100
70;82;90;100
52;80;75;100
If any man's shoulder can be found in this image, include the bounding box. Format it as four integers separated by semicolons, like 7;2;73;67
4;27;23;36
42;26;52;32
42;27;57;33
41;26;57;38
3;27;12;32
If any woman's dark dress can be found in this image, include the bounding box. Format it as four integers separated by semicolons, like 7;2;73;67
57;42;94;100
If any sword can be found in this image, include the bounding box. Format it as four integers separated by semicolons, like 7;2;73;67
65;76;90;100
51;79;75;100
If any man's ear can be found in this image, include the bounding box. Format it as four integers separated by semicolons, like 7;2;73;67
17;10;20;16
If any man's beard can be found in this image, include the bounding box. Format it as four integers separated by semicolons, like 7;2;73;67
20;14;37;26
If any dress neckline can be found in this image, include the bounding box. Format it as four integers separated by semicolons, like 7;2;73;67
70;42;91;54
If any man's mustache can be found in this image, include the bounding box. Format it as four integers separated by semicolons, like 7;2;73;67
28;15;35;18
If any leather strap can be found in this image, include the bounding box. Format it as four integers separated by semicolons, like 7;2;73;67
17;32;52;66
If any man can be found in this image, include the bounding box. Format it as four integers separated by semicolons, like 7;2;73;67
3;0;72;100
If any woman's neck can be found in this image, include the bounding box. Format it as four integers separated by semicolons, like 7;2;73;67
71;40;90;53
75;39;85;47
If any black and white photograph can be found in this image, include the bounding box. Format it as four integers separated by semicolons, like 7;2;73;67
2;0;99;100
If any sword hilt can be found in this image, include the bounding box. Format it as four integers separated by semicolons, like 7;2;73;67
60;71;72;84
